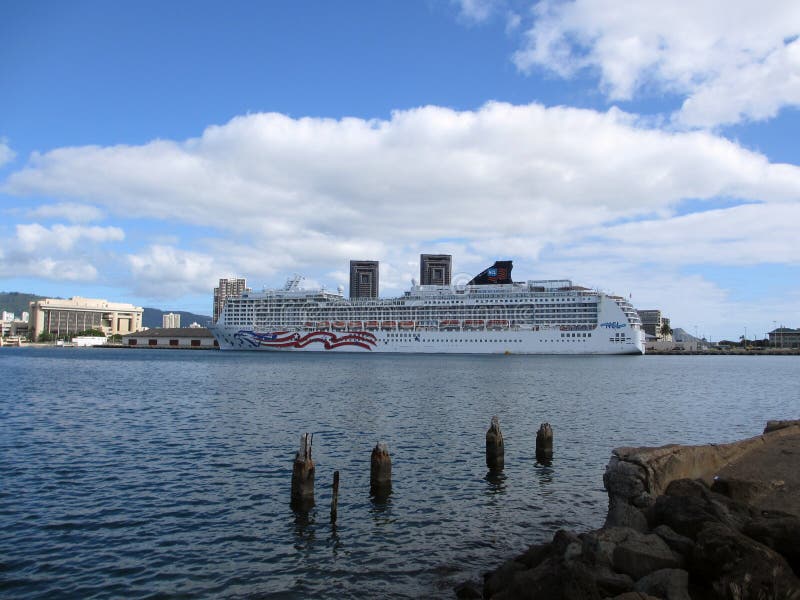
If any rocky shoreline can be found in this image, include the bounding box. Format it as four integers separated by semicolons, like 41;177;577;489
459;420;800;599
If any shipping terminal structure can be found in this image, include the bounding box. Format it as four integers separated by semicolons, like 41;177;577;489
208;261;645;354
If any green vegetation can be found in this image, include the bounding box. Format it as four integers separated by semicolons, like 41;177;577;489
37;332;55;343
659;322;673;339
75;329;106;337
0;292;47;317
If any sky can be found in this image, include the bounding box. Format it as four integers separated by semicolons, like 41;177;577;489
1;0;799;341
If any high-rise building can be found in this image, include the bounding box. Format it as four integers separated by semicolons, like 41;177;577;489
637;309;671;341
420;254;452;286
162;312;181;328
349;261;379;298
213;278;248;323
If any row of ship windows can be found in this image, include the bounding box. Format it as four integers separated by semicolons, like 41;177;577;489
560;333;593;337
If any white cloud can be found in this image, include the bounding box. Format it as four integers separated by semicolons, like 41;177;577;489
512;0;800;127
15;223;124;253
0;223;123;282
127;245;219;298
454;0;498;23
0;139;16;168
28;202;105;223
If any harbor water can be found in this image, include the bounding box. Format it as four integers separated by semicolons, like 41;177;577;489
1;348;798;598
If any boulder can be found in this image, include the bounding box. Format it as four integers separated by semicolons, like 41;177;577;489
634;568;691;600
651;479;756;539
483;559;526;599
742;513;800;575
692;522;800;599
453;580;482;598
610;593;661;600
653;525;695;558
612;530;682;581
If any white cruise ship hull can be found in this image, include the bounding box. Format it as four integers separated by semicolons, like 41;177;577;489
209;325;644;355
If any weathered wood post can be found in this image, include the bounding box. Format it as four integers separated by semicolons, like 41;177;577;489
370;442;392;498
486;416;504;471
536;422;553;463
291;433;315;507
330;470;340;524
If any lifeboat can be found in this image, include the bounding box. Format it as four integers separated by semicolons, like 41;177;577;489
463;319;485;330
398;320;414;330
364;320;379;330
487;319;509;330
317;321;330;329
439;319;460;329
332;321;346;330
381;321;397;330
348;321;363;330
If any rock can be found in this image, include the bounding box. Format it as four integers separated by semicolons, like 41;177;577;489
593;566;635;597
604;457;649;500
692;522;800;599
711;477;769;504
651;479;757;539
653;525;695;558
605;498;650;532
582;527;640;568
513;542;550;569
764;420;800;434
453;580;482;598
611;593;661;600
612;530;682;581
742;513;800;574
491;557;603;600
634;568;691;600
483;559;526;599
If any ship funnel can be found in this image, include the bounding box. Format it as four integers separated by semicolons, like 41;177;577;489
468;261;513;285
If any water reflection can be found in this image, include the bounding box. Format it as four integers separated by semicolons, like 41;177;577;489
484;470;507;495
292;504;317;550
535;463;555;498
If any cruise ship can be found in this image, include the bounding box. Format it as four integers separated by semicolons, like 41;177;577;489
209;261;644;354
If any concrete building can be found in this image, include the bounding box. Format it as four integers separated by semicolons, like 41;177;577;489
123;327;218;349
768;327;800;349
213;278;248;323
420;254;452;286
637;309;672;341
28;297;143;340
162;312;181;328
349;260;379;298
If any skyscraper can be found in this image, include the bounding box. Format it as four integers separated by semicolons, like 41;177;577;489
349;261;379;298
162;312;181;328
213;278;248;323
420;254;452;286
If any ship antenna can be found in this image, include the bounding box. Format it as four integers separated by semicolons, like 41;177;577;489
284;274;304;291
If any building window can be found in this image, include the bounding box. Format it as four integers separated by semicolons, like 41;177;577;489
169;339;179;346
128;339;137;346
191;339;201;347
149;339;158;346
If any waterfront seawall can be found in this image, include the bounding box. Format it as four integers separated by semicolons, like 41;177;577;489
472;420;800;599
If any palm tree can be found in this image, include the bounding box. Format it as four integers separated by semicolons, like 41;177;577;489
659;321;673;340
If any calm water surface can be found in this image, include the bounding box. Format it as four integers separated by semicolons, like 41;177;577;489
1;348;798;598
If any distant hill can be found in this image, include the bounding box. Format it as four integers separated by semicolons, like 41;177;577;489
0;292;211;328
0;292;47;317
142;308;213;329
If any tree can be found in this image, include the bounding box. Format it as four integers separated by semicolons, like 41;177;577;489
659;321;673;340
37;332;54;343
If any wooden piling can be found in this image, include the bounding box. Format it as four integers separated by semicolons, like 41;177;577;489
536;422;553;463
291;433;315;506
330;470;340;523
370;442;392;497
486;416;504;471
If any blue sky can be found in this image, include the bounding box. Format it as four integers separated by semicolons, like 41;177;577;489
1;0;799;341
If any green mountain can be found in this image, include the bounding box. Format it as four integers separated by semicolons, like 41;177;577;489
0;292;47;318
0;292;211;328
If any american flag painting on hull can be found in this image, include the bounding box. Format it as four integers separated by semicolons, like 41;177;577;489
234;330;378;350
